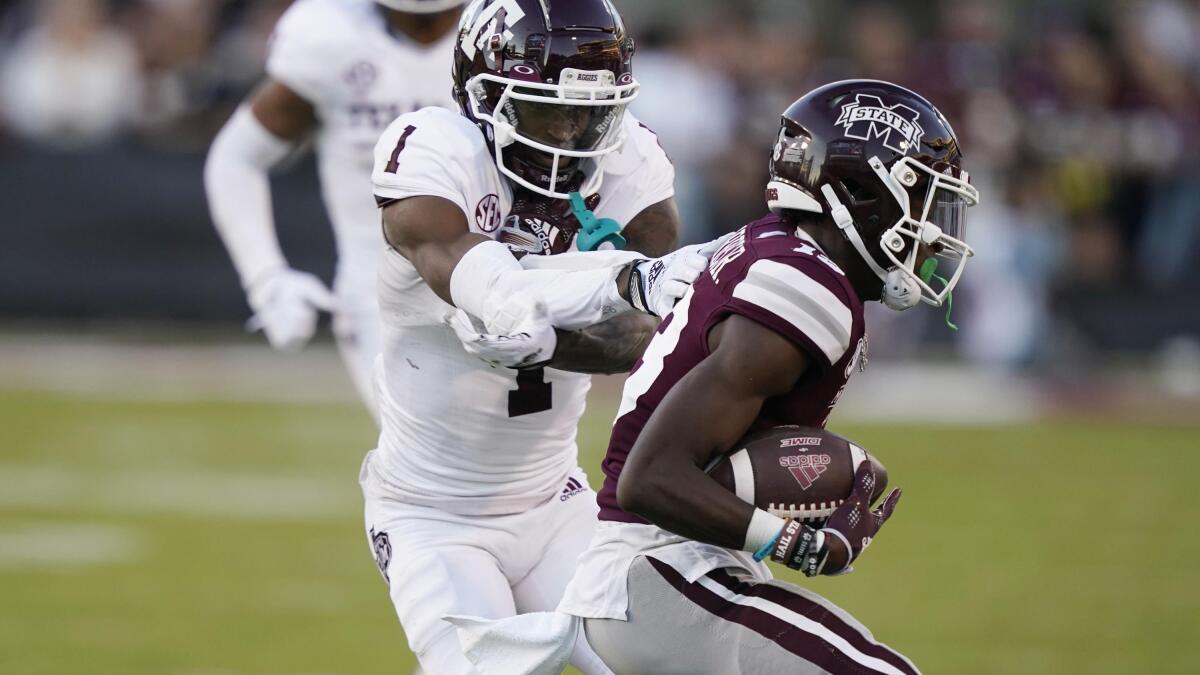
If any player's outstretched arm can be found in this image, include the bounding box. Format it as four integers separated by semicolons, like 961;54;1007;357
205;80;333;351
537;195;686;374
383;195;704;333
386;195;630;368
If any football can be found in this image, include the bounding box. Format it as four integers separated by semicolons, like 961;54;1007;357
706;426;887;523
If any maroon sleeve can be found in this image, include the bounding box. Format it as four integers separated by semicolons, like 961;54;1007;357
707;252;857;370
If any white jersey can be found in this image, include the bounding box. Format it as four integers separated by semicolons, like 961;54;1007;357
369;106;675;515
266;0;456;296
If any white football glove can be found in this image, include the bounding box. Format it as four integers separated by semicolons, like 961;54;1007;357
246;268;336;352
448;296;557;369
627;233;733;317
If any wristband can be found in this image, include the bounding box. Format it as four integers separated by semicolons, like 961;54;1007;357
744;509;788;560
624;259;651;314
817;528;852;575
770;520;828;577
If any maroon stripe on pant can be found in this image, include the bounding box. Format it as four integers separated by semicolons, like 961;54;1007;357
705;567;919;675
646;557;909;675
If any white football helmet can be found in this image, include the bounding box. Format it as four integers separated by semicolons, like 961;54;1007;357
452;0;638;199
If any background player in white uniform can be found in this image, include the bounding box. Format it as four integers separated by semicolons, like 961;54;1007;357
205;0;466;419
359;0;722;672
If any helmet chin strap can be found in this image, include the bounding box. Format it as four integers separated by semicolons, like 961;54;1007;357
819;184;921;311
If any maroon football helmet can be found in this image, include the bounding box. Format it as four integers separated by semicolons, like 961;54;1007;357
766;80;980;309
452;0;638;199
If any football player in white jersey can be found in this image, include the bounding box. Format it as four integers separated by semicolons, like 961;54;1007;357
205;0;467;419
358;0;718;672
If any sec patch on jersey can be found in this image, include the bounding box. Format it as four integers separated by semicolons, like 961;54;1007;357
706;426;887;523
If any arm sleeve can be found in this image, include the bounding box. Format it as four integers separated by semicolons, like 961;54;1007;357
203;105;295;290
723;258;855;368
451;242;633;332
517;249;644;271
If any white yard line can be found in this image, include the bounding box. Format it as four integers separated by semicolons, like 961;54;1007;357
0;522;145;569
0;463;358;521
0;332;359;405
832;362;1043;424
0;331;1044;422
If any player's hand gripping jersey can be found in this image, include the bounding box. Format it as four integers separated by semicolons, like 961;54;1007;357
369;106;674;516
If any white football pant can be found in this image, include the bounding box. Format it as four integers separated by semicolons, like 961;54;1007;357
360;450;609;675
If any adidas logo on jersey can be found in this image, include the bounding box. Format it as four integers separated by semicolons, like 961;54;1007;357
560;477;587;501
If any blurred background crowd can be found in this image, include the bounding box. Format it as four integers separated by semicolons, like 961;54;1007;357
1;0;1198;378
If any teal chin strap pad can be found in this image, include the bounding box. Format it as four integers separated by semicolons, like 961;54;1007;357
918;258;958;331
569;191;626;252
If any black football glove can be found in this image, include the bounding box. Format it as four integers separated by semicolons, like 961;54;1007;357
769;462;902;577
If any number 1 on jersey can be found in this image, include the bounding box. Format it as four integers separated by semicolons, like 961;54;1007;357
509;367;553;417
384;125;416;174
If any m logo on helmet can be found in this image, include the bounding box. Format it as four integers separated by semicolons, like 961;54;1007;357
836;94;925;155
460;0;526;63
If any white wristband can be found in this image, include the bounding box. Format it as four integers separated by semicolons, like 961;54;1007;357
743;508;788;553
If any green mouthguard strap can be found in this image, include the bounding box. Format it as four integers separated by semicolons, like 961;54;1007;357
918;258;958;331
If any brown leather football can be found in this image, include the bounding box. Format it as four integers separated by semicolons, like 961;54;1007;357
706;426;887;524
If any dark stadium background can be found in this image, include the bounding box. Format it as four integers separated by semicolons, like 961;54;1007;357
1;1;1197;674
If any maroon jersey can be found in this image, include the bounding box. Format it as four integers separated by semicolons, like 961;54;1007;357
597;214;868;523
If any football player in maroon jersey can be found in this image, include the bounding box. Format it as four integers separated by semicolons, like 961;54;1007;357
541;79;976;674
449;79;977;674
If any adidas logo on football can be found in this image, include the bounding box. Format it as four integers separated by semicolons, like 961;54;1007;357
560;477;587;501
779;453;832;490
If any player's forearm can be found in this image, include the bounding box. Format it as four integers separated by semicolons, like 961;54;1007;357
203;106;293;289
620;333;804;551
620;459;758;549
450;241;637;332
549;312;657;374
517;248;643;271
619;401;766;549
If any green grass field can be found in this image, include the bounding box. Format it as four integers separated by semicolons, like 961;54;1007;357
1;387;1197;674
